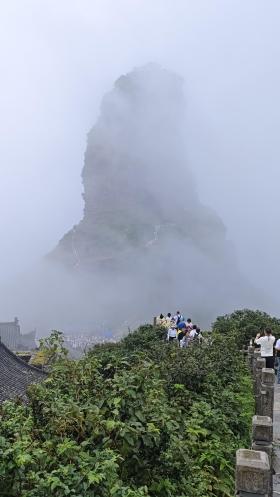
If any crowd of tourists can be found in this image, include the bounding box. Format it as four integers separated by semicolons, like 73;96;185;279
156;311;201;348
252;328;280;384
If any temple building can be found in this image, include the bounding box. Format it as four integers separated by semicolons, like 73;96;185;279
0;339;47;403
0;318;36;351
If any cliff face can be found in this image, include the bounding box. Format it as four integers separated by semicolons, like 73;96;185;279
50;64;251;326
53;65;229;266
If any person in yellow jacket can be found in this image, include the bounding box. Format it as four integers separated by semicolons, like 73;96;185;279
156;314;165;326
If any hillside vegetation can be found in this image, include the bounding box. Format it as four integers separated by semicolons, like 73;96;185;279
0;321;254;497
213;308;280;347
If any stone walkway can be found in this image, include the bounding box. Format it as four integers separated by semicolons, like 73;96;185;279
273;384;280;495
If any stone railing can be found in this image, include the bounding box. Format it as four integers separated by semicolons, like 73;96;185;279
235;347;274;497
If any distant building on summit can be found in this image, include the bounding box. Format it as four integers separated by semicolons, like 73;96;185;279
0;318;20;349
0;318;36;351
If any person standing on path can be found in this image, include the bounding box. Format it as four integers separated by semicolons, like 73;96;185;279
167;324;177;342
189;325;198;339
156;314;165;325
177;326;186;347
255;328;276;368
186;318;193;331
165;313;172;326
275;337;280;383
174;311;184;325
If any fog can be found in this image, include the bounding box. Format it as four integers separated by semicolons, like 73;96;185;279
0;0;280;334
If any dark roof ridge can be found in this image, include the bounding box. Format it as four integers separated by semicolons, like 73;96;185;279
0;340;47;376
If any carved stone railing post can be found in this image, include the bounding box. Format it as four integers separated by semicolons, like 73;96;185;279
260;369;275;420
251;415;273;496
255;358;266;415
253;349;261;376
248;345;255;372
236;449;270;496
241;345;248;362
252;415;273;459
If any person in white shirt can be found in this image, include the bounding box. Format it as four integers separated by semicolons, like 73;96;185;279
180;331;190;348
167;325;177;342
275;337;280;384
255;328;275;368
189;325;198;339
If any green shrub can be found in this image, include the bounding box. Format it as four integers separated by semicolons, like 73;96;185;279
0;323;253;497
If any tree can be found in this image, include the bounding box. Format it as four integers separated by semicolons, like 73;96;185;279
32;330;68;367
212;308;280;347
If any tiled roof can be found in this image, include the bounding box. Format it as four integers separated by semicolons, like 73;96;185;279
0;340;47;403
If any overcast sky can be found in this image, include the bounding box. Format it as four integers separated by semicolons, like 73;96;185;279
1;0;280;311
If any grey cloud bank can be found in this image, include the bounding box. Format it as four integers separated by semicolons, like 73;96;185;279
0;1;279;333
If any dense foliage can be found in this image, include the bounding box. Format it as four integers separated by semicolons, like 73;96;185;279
213;308;280;347
0;324;253;497
31;331;68;367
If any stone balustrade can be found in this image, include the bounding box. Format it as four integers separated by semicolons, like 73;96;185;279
261;369;275;420
236;449;270;496
235;346;275;497
150;326;277;494
255;357;266;415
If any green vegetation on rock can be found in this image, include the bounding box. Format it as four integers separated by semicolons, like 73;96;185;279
0;322;253;497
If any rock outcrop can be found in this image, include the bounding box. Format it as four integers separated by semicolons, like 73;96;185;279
50;64;253;327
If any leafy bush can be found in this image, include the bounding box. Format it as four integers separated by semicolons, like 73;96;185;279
31;330;69;367
0;324;253;497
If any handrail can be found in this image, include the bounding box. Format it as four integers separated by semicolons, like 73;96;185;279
235;347;274;497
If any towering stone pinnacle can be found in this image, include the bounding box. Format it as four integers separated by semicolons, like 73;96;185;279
50;64;252;325
52;64;229;269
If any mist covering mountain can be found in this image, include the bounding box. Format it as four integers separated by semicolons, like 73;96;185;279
49;64;256;329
